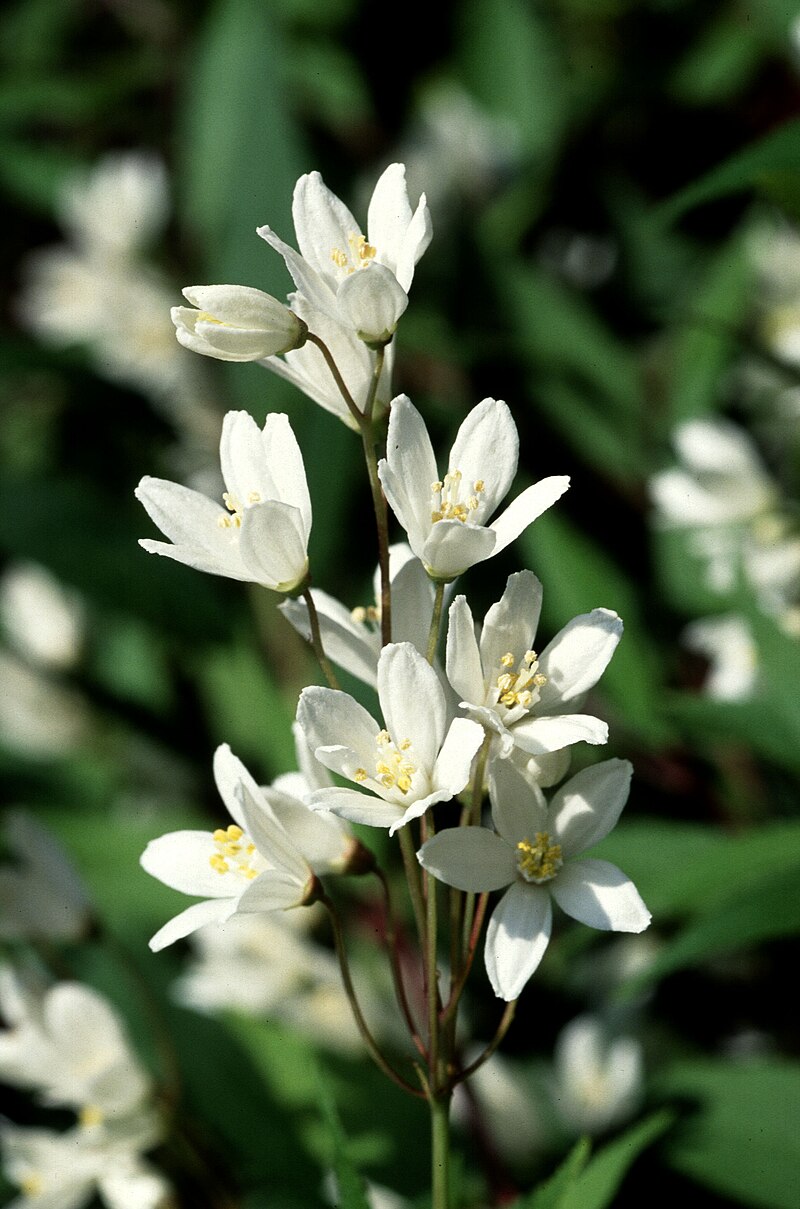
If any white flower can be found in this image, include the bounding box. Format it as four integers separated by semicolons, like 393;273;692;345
58;153;169;261
0;652;89;757
1;1122;171;1209
0;811;92;942
136;410;311;593
262;291;395;429
280;543;435;688
297;642;484;834
378;396;569;581
417;758;650;1000
171;285;307;362
0;970;152;1121
257;163;431;345
446;570;621;759
0;563;83;671
140;744;316;952
682;615;759;701
552;1015;643;1135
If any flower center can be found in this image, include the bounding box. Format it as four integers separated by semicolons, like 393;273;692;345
217;490;262;530
354;730;417;795
350;603;381;626
516;832;563;883
79;1104;104;1128
209;824;260;879
330;232;377;274
493;650;548;711
431;471;485;524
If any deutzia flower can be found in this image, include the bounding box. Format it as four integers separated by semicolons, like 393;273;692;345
446;570;622;758
417;758;650;1000
1;1121;171;1209
0;563;84;672
682;614;759;701
258;163;431;346
378;395;570;581
140;744;317;952
136;410;311;594
281;544;435;688
0;969;152;1121
297;642;484;834
552;1015;643;1135
171;285;307;362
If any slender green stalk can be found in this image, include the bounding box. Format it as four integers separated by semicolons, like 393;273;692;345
425;813;439;1080
426;579;446;664
301;585;340;689
362;344;385;422
453;1000;517;1088
321;891;424;1098
398;825;428;950
374;868;427;1059
441;891;488;1027
461;734;492;951
305;331;362;424
431;1093;452;1209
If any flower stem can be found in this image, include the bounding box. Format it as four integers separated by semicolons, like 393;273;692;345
453;1000;517;1088
426;579;446;664
305;332;362;425
321;890;424;1098
398;825;427;950
374;868;427;1059
363;344;385;423
301;585;340;689
360;418;392;647
430;1093;452;1209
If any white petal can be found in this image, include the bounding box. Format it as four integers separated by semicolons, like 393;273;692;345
297;686;379;771
509;713;609;754
395;192;433;291
379;395;438;551
479;571;543;675
212;743;261;830
140;831;240;898
236;782;310;884
550;759;633;858
421;519;496;579
256;223;337;312
448;399;518;518
219;410;270;503
135;477;228;554
485;882;552;1000
238;500;308;592
261;785;351;872
391;553;436;655
149;898;236;951
137;537;247;581
433;717;485;796
280;589;379;688
488;757;547;845
446;594;484;704
236;869;309;912
377;642;445;770
550;859;651;933
417;827;515;892
292;171;360;281
367;163;413;274
536;609;623;708
336;264;408;343
309;787;403;830
261;413;312;538
490;476;571;553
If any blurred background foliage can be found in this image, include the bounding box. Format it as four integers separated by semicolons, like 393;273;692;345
2;0;800;1206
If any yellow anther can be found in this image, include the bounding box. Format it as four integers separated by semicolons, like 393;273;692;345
351;606;367;623
524;650;537;664
474;479;485;492
377;730;391;745
501;653;515;667
210;853;229;874
400;738;412;750
533;673;548;687
247;491;261;504
497;673;516;693
354;768;367;782
516;833;563;884
397;774;413;793
217;515;232;529
213;829;228;843
331;248;348;268
20;1175;43;1196
241;867;257;879
431;480;443;493
500;692;518;707
226;825;243;840
79;1105;104;1128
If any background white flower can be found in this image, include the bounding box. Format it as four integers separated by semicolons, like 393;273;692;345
552;1015;643;1134
378;395;569;580
418;757;650;999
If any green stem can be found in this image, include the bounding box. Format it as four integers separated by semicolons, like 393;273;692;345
363;344;385;423
321;891;424;1098
426;813;439;1080
305;332;362;425
430;1093;452;1209
374;868;427;1059
461;733;492;951
301;585;340;689
441;891;488;1026
398;825;427;951
426;579;446;665
453;1000;517;1089
360;418;392;647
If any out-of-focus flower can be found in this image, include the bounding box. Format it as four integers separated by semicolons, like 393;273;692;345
0;563;83;671
650;418;800;613
297;642;484;834
141;744;318;952
258;163;431;346
171;285;307;362
0;652;88;757
1;1121;172;1209
446;570;621;759
136;411;311;594
418;759;650;1000
378;396;569;581
454;1048;545;1165
0;969;152;1122
281;544;435;688
552;1015;643;1134
683;615;759;701
0;811;92;942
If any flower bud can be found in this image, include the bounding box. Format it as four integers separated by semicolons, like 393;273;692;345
172;284;307;362
336;263;408;348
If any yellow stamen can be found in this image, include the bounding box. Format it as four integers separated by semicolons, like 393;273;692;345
516;833;563;884
79;1105;104;1128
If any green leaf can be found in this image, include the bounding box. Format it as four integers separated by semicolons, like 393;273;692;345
656;118;800;225
315;1068;373;1209
518;1137;590;1208
660;1060;800;1209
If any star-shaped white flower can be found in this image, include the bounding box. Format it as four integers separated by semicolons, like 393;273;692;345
417;758;650;1000
136;410;311;593
258;163;431;346
140;745;317;952
280;543;435;688
378;395;570;581
446;570;621;758
297;642;484;834
552;1014;643;1135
